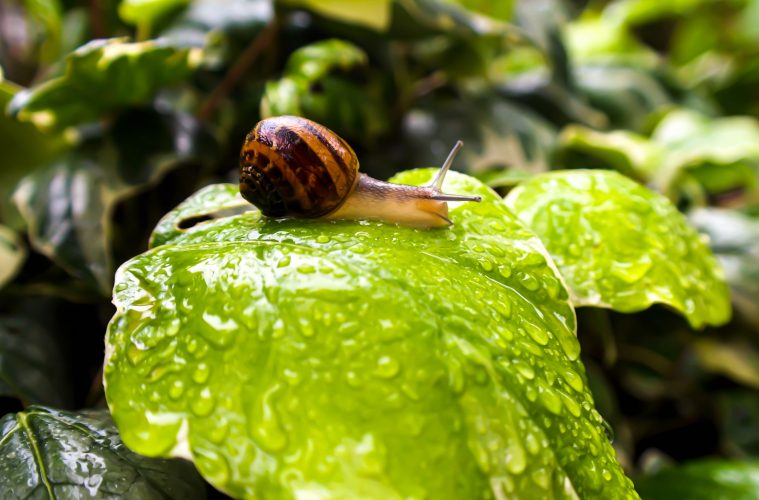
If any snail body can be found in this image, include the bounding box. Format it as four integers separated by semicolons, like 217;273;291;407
239;116;480;228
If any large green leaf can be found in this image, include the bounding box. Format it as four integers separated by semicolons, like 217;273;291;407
104;172;637;498
505;170;731;328
635;460;759;500
8;38;202;131
0;406;206;498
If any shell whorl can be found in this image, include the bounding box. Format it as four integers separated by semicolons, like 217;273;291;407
239;116;359;218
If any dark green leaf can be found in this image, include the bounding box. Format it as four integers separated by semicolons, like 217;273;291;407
720;390;759;457
635;459;759;500
0;406;206;498
12;107;217;293
0;313;71;408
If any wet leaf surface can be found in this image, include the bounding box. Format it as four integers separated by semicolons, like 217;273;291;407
0;406;206;498
104;171;637;498
505;170;731;328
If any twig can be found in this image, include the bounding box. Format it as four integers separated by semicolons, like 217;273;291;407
196;19;279;122
89;0;105;39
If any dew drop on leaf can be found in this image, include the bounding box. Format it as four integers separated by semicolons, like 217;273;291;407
191;388;216;417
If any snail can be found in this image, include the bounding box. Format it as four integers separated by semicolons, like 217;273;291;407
239;116;481;228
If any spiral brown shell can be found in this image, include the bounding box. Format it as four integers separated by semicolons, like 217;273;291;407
239;116;360;218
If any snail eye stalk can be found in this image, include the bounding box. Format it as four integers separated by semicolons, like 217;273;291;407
428;140;482;203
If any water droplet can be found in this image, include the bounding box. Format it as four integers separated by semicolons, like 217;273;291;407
283;368;301;386
345;371;362;388
448;359;466;394
558;389;581;417
524;432;540;455
272;318;285;339
562;368;584;393
192;362;211;384
523;322;549;346
518;272;541;291
297;264;315;274
251;384;288;453
277;255;291;268
514;361;535;380
375;356;400;378
531;467;550;489
199;312;238;349
316;235;330;243
204;417;228;445
557;332;581;361
498;264;513;279
169;380;185;400
191;388;216;417
602;468;612;481
539;386;563;415
610;255;652;284
504;439;527;474
479;259;494;272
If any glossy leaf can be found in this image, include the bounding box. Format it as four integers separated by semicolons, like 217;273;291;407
104;171;637;498
283;39;368;83
12;107;217;293
8;38;202;130
505;170;731;328
635;459;759;500
261;40;388;144
558;126;663;180
0;406;206;498
0;225;25;288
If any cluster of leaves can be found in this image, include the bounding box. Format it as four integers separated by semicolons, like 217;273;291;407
1;0;758;497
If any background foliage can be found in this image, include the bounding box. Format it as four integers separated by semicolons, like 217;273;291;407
1;0;758;497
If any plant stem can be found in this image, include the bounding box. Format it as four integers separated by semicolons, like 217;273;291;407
196;19;279;123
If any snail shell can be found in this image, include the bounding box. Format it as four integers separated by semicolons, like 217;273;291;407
239;116;359;218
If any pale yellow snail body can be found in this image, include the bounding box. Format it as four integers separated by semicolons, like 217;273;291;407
239;116;481;228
